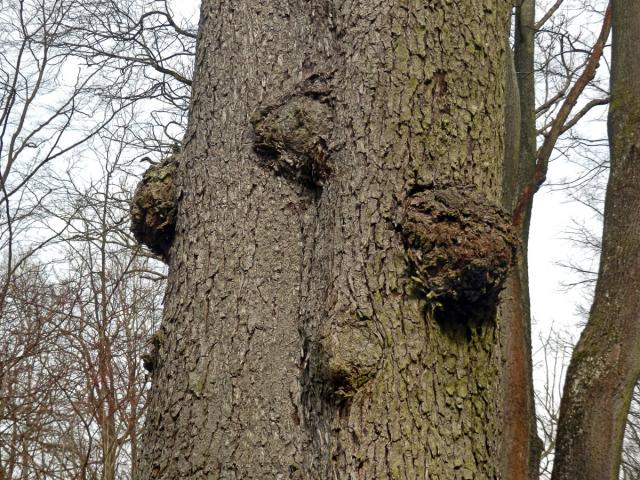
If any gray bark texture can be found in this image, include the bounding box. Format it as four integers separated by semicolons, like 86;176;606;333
135;1;519;478
552;2;640;479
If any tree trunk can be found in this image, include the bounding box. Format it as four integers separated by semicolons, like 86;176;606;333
552;2;640;479
137;1;517;478
500;2;542;479
101;416;117;480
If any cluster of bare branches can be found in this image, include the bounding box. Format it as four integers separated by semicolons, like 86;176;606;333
535;1;610;141
0;0;195;477
534;326;575;478
0;122;167;478
53;0;197;150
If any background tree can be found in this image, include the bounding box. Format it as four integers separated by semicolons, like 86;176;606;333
0;0;193;477
551;1;640;478
54;131;166;480
0;260;72;479
504;1;613;476
0;128;166;479
493;0;612;476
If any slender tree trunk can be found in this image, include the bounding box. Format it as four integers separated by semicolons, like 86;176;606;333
512;0;537;220
102;417;117;480
130;410;140;480
552;2;640;479
500;2;542;479
137;1;516;477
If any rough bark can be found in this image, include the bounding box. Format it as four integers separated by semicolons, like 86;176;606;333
551;2;640;479
137;1;514;478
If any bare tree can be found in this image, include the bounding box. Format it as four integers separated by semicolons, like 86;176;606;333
0;259;73;479
134;0;524;477
0;0;136;317
4;0;636;478
551;0;640;477
533;327;575;479
0;135;166;479
503;1;611;476
57;130;166;480
0;1;179;478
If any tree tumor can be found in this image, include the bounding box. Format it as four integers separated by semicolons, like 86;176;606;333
401;183;517;323
251;72;334;188
130;157;178;258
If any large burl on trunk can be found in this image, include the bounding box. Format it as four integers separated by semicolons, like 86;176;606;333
135;1;519;478
130;156;178;259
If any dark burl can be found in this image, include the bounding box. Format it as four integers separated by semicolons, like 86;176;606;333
130;157;177;258
251;72;334;187
401;183;517;322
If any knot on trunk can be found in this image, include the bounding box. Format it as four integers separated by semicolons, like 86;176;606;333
314;323;382;402
142;329;165;373
130;156;178;259
305;306;382;404
251;72;334;187
401;183;517;322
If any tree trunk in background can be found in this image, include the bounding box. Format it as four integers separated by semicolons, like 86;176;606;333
511;0;537;224
501;1;542;479
137;1;518;478
102;415;117;480
552;2;640;479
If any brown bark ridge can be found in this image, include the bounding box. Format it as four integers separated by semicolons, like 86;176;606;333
137;1;514;478
551;2;640;479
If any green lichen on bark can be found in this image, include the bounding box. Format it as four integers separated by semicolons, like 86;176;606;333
130;156;178;258
401;183;517;322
